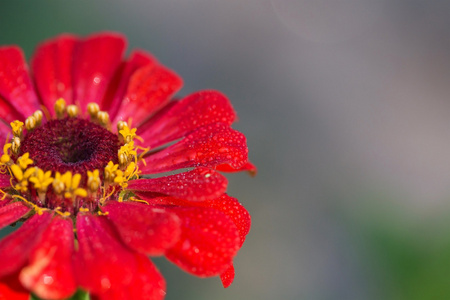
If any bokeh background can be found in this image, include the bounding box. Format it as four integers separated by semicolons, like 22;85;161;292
3;1;450;299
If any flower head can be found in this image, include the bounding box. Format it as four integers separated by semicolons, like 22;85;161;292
0;32;255;300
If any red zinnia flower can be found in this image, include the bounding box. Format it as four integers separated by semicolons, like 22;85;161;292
0;32;254;300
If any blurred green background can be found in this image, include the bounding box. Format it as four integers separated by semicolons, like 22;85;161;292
3;1;450;299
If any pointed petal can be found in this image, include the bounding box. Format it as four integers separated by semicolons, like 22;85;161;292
103;201;180;256
128;167;228;201
75;214;137;294
165;206;240;277
0;46;40;118
0;273;29;300
141;123;248;174
0;212;52;277
31;34;78;114
201;194;251;247
215;161;257;176
103;51;157;120
220;264;235;288
138;90;236;148
20;217;76;300
0;202;31;230
94;255;166;300
113;63;182;127
72;33;126;110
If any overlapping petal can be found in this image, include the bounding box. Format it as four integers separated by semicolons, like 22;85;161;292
113;63;182;127
165;206;240;276
0;273;29;300
32;34;78;112
0;212;52;278
75;214;166;299
103;51;156;120
141;123;248;174
72;33;126;110
0;47;40;119
128;167;228;201
19;216;76;300
103;201;180;255
137;90;236;148
0;202;30;230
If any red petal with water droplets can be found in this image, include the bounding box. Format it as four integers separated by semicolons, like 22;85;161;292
20;217;76;300
141;123;248;174
220;264;235;288
141;194;251;247
201;194;251;247
0;202;30;230
138;90;236;148
0;46;40;118
75;214;146;295
128;167;228;201
93;255;166;300
72;33;126;110
0;212;52;278
165;206;240;277
216;161;257;176
0;273;29;300
113;63;182;127
31;34;78;112
106;51;157;121
103;201;180;256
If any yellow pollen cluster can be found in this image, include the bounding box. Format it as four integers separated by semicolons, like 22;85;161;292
0;99;145;217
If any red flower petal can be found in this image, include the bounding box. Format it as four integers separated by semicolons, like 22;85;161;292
0;94;25;124
75;214;138;294
142;194;251;247
165;206;240;277
0;212;52;278
103;201;180;256
201;194;251;247
72;33;126;110
128;167;228;201
141;123;248;174
113;63;182;127
138;90;236;148
0;202;30;230
216;161;257;176
31;34;78;113
0;46;40;118
19;216;76;300
93;255;166;300
104;51;156;121
220;264;235;288
0;273;29;300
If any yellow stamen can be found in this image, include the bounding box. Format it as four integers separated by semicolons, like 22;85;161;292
11;137;20;155
33;110;43;126
29;169;53;193
25;116;37;131
87;103;100;120
55;98;66;119
66;105;79;118
16;153;34;170
87;169;100;193
117;121;128;132
10;120;23;137
119;125;137;143
97;111;110;127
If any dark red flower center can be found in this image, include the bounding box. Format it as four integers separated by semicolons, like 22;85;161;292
20;117;120;174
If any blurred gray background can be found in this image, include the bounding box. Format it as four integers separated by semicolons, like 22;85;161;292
3;1;450;299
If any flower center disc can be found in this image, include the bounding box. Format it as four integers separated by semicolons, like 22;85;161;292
20;117;120;174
